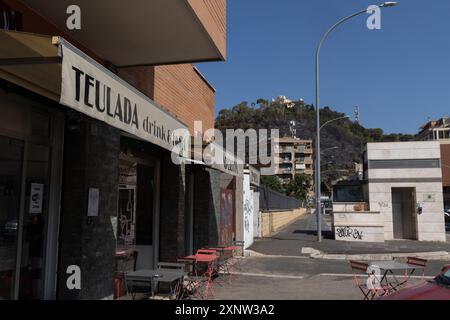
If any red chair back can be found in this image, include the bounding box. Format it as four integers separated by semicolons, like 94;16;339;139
350;261;369;272
197;249;216;255
407;257;427;267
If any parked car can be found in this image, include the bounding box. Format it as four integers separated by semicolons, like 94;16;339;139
320;197;333;215
0;218;18;240
383;265;450;300
444;210;450;223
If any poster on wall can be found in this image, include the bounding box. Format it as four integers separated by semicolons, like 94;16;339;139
220;189;234;246
29;183;44;215
87;188;100;217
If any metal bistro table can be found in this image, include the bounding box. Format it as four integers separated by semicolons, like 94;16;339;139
180;254;219;299
369;260;426;295
125;269;186;300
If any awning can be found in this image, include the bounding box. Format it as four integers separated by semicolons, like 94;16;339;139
0;30;190;154
18;0;226;67
0;30;61;100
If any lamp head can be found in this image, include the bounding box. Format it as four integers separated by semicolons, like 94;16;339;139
380;2;398;7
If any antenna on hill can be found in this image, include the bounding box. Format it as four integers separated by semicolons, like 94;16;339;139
354;106;360;125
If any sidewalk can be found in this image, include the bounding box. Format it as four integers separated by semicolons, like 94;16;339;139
250;214;450;260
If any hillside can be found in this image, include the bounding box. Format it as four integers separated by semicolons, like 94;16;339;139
215;99;415;192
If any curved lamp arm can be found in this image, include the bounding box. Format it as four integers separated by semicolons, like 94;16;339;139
320;116;350;131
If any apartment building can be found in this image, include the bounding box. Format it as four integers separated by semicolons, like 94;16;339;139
0;0;234;300
418;117;450;141
275;137;314;185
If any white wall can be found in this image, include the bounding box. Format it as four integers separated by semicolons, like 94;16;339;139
243;173;254;248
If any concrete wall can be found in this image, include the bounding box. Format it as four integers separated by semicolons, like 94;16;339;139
261;209;307;238
333;212;384;243
333;203;369;212
366;142;446;242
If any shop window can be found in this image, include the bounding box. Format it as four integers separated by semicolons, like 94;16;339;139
0;136;23;300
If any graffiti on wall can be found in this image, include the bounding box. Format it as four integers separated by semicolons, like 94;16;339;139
336;226;364;241
378;201;390;209
244;197;253;233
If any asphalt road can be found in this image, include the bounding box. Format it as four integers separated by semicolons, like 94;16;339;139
213;257;448;300
214;214;450;300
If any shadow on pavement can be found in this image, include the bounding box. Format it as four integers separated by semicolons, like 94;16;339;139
292;230;334;240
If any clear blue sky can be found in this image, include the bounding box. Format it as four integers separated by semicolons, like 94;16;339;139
196;0;450;134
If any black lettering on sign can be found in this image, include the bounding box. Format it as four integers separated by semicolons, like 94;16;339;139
72;66;84;102
84;74;94;108
70;66;142;132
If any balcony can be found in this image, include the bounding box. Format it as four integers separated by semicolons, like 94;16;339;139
304;148;313;154
280;147;292;154
277;168;293;175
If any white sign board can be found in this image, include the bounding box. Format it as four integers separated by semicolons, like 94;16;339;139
29;183;44;214
59;41;189;153
87;188;100;217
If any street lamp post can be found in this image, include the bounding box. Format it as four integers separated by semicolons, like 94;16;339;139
314;2;398;242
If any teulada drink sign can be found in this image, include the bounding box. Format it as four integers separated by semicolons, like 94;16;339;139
59;41;189;153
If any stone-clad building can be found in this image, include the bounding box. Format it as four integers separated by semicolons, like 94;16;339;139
333;141;446;243
0;0;240;300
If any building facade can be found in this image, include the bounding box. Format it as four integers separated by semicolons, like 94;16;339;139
417;117;450;211
0;0;235;300
417;117;450;141
364;142;445;242
333;141;446;243
274;137;313;185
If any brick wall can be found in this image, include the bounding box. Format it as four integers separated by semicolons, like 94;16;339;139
118;64;215;138
441;144;450;187
153;65;215;136
187;0;227;60
58;112;119;300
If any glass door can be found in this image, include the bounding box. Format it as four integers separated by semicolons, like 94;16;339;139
0;91;64;300
18;142;51;299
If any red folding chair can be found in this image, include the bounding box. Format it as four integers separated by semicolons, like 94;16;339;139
350;261;387;300
406;257;428;282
